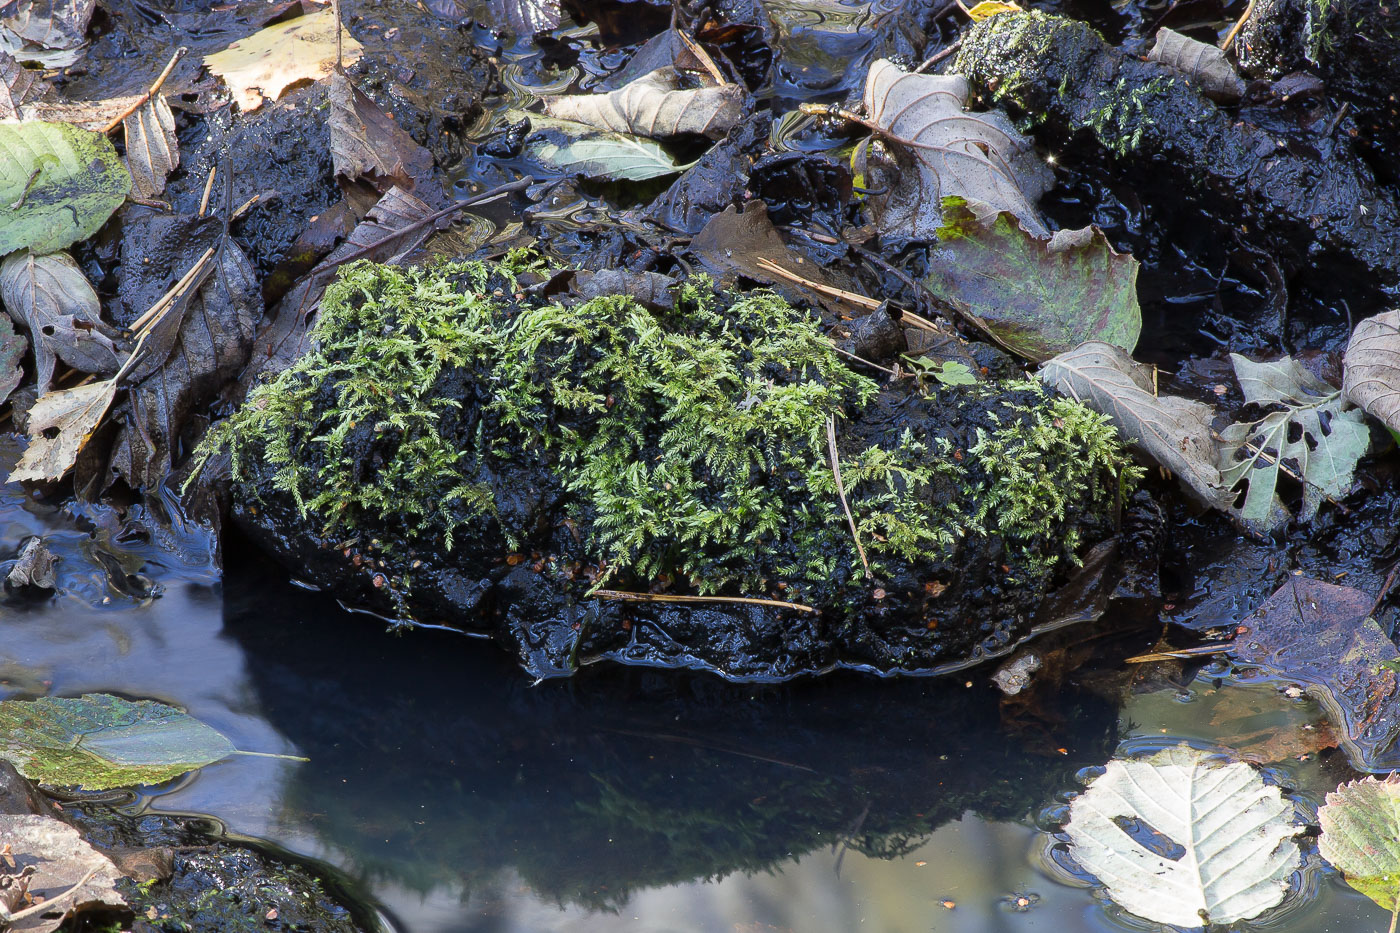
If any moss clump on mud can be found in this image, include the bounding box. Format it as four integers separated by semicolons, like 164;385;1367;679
203;258;1138;606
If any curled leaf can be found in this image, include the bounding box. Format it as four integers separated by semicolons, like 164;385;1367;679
0;48;46;118
1342;309;1400;434
542;67;746;141
0;250;118;395
122;94;178;199
8;377;117;483
1148;28;1244;104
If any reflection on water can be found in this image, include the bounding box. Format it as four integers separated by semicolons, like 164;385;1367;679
0;452;1391;932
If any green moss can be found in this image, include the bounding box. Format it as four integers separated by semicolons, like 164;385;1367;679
1084;75;1176;156
201;260;1138;606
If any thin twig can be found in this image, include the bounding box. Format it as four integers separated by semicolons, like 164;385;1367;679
831;344;898;376
914;38;963;73
675;28;726;86
102;46;186;133
827;416;872;580
1125;643;1233;663
332;0;343;69
1220;0;1254;50
755;257;881;311
2;866;102;923
1369;561;1400;618
198;168;216;218
127;246;215;334
592;589;818;614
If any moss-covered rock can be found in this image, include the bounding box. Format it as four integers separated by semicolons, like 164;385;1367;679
209;257;1150;678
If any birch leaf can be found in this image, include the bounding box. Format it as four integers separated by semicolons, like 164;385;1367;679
121;94;177;199
542;67;746;141
1342;309;1400;434
203;8;362;113
0;250;118;395
1149;28;1244;103
1039;342;1231;509
0;121;130;255
1319;774;1400;917
1065;745;1302;927
8;378;116;483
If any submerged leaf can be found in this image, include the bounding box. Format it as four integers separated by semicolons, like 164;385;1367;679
1342;309;1400;434
0;250;119;394
0;121;131;255
8;378;116;483
1319;774;1400;917
0;694;238;789
542;67;746;141
122;94;178;199
925;199;1140;360
1065;745;1302;927
0;814;125;932
527;114;689;180
203;8;362;112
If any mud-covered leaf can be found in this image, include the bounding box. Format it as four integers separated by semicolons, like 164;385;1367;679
1231;576;1400;772
1040;342;1231;508
0;251;119;395
1219;354;1368;530
0;121;130;255
203;7;362;112
121;94;177;199
8;378;116;482
0;694;237;789
542;67;746;141
0;48;45;118
1149;28;1244;103
0;0;94;51
0;310;26;405
0;814;125;932
327;68;434;195
1342;309;1400;434
926;198;1140;360
861;59;1051;239
1065;745;1301;927
526;114;690;180
1319;774;1400;916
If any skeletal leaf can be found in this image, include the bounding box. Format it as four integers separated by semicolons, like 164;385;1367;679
926;198;1140;361
0;815;125;932
0;0;94;52
327;68;434;194
542;67;745;141
1319;774;1400;918
1149;28;1244;104
1219;354;1368;531
1342;309;1400;434
121;94;178;198
203;8;362;112
525;113;691;180
1040;342;1231;508
0;251;118;395
0;121;130;255
8;377;117;482
1065;745;1302;927
0;48;46;118
861;59;1052;240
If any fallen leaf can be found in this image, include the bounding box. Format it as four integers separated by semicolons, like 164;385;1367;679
1319;774;1400;923
0;310;26;405
0;0;94;52
1040;342;1231;509
502;0;560;34
8;378;116;483
0;121;130;256
1065;745;1301;927
122;95;178;199
203;7;362;113
861;59;1052;240
1342;309;1400;434
1148;28;1244;104
1231;576;1400;772
6;535;55;590
925;198;1141;361
0;251;119;395
327;68;434;197
0;48;45;119
542;67;746;141
0;814;125;933
4;93;144;129
1219;353;1368;530
966;0;1023;18
0;25;78;66
525;113;691;180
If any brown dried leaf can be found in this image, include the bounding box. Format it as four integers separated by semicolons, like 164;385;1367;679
1342;309;1400;434
8;378;117;483
122;95;178;199
203;8;362;112
0;48;44;118
0;814;125;933
0;251;118;395
327;68;434;195
1148;28;1244;104
542;67;746;141
0;0;93;49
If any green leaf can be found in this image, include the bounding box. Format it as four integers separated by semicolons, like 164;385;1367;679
0;694;267;790
0;121;131;255
923;197;1141;362
523;113;690;180
1319;774;1400;925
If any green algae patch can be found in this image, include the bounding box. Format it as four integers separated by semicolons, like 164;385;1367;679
204;258;1139;610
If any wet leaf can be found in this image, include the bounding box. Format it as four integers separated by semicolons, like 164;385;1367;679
503;0;560;34
0;121;130;256
0;694;238;789
526;114;690;180
1040;342;1231;509
966;0;1022;18
1148;28;1244;104
327;68;434;196
203;7;362;113
861;59;1052;239
1342;309;1400;435
542;67;746;141
0;814;125;932
0;48;45;119
7;378;116;483
0;25;78;66
1231;576;1400;772
1319;774;1400;921
925;198;1141;361
121;95;178;199
1219;354;1368;530
6;535;55;590
0;251;119;395
0;0;94;52
0;310;26;405
1065;745;1301;927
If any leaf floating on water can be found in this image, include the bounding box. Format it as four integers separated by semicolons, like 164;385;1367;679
0;121;130;256
1148;28;1244;103
8;378;117;483
1065;745;1302;927
0;814;126;933
203;8;362;113
1319;774;1400;927
122;94;178;199
0;251;119;395
1342;309;1400;435
542;67;746;141
526;114;691;180
925;198;1141;361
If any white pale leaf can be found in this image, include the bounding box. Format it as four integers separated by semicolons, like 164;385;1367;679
1065;745;1302;927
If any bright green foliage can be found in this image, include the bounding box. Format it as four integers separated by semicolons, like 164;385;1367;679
0;122;131;255
1085;75;1176;156
206;260;1139;603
